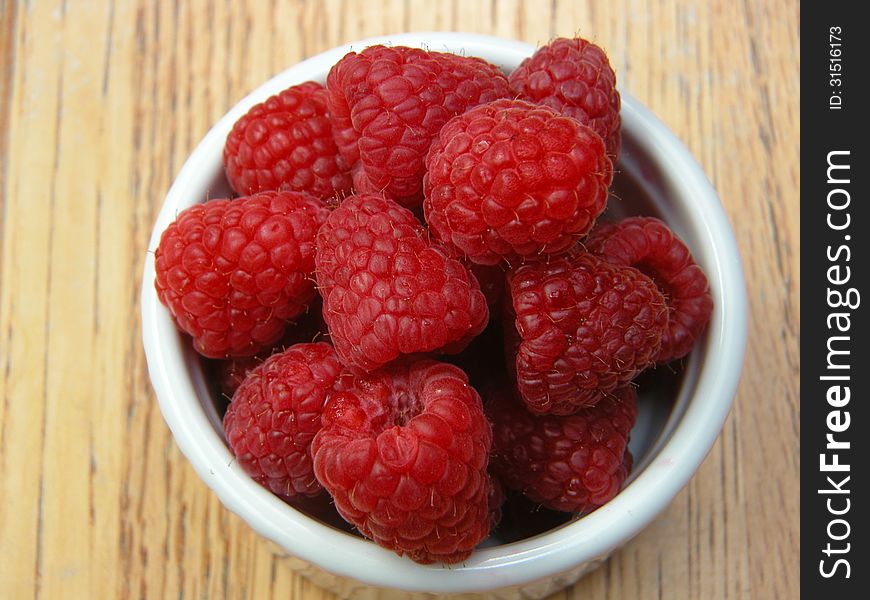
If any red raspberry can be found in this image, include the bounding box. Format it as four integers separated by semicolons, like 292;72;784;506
223;343;344;500
586;216;714;362
224;81;352;199
311;360;493;564
154;191;329;358
488;384;637;513
507;250;667;415
326;45;511;207
315;193;488;373
509;37;622;159
423;99;612;265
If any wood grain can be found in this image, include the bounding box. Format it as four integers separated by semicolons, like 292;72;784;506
0;1;799;598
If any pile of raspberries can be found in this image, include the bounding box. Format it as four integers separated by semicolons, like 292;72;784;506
153;37;713;565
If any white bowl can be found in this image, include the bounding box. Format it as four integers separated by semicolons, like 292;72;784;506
141;32;747;599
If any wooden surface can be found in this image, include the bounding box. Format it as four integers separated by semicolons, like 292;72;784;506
0;1;799;598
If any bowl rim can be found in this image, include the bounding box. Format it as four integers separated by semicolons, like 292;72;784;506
141;31;747;594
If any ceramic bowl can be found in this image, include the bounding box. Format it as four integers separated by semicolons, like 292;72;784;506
141;31;747;599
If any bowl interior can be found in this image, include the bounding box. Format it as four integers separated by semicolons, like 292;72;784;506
143;32;744;594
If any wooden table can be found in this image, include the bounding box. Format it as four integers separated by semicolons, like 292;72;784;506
0;1;799;598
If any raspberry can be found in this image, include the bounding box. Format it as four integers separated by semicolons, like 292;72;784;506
586;216;714;362
223;343;344;500
224;81;352;199
488;384;637;513
315;193;488;372
507;250;667;414
154;191;329;358
509;37;622;159
326;45;511;207
311;360;493;564
423;99;612;265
